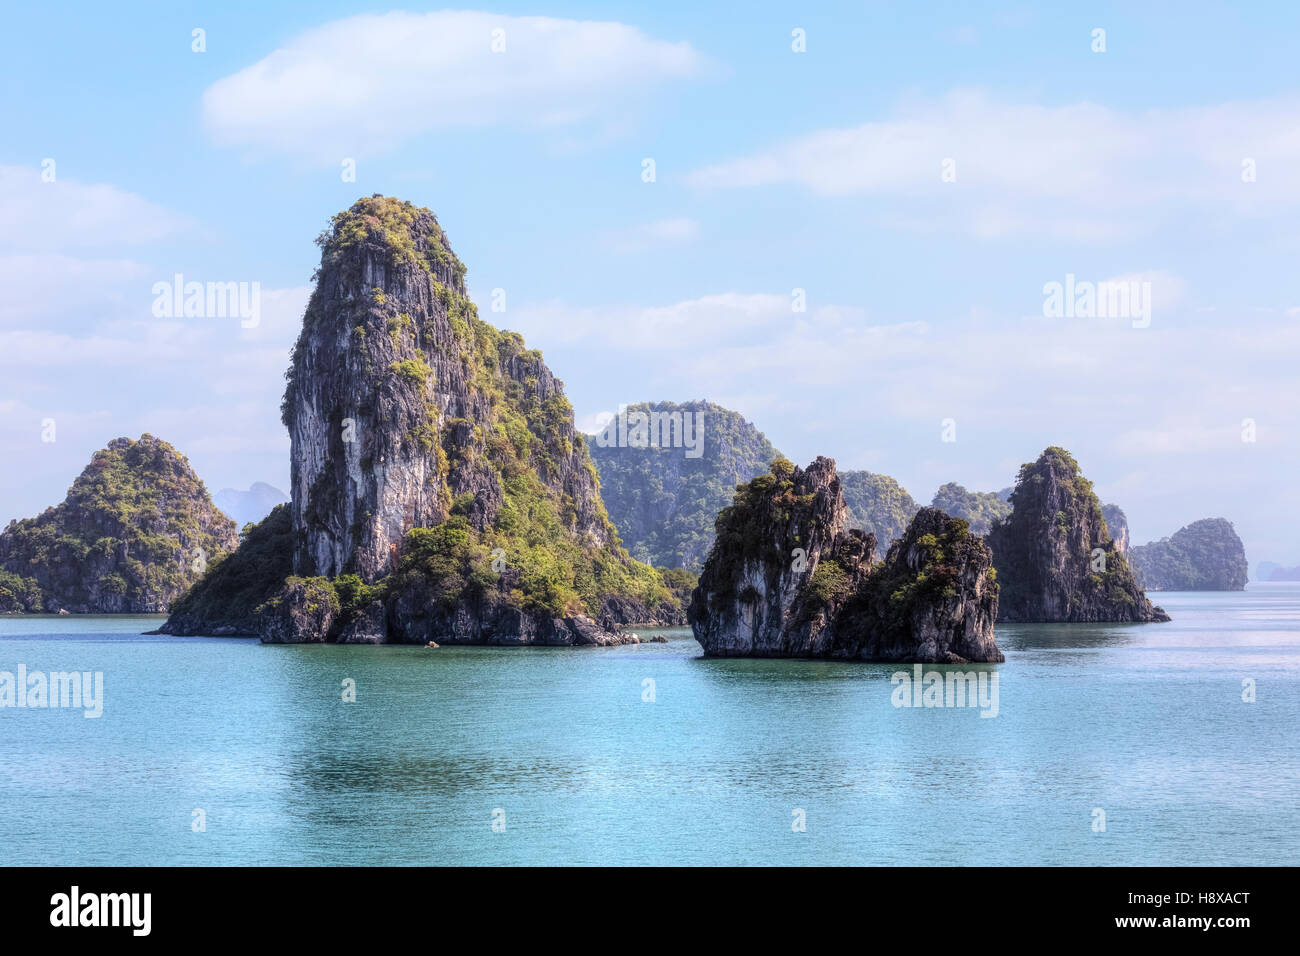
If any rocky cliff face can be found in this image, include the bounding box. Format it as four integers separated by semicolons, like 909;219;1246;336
1101;503;1130;556
588;400;779;571
163;196;683;642
1130;518;1248;591
986;447;1168;623
0;435;237;613
688;457;1002;662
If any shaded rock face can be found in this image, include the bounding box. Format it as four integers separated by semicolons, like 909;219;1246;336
257;577;339;644
1130;518;1248;591
1101;504;1130;556
837;508;1002;663
387;582;634;647
0;435;237;614
986;447;1169;623
688;458;1002;663
338;601;388;644
157;505;293;636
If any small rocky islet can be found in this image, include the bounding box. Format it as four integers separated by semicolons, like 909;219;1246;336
986;446;1169;623
687;456;1003;662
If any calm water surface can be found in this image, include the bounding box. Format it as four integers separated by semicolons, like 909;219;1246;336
2;585;1297;865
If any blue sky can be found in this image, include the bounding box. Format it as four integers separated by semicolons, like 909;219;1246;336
2;1;1299;567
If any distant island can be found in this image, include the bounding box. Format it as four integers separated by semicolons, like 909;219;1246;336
840;470;920;548
588;399;779;572
929;482;1011;536
587;400;925;569
0;435;237;613
1256;561;1300;582
1130;518;1248;591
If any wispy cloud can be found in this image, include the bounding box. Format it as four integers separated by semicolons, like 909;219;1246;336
0;166;191;251
687;90;1300;239
203;11;709;163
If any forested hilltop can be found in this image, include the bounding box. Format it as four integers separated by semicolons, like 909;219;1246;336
0;435;237;613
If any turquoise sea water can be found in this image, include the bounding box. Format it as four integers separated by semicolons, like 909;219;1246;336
1;585;1297;866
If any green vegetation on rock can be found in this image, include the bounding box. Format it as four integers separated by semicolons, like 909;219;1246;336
986;446;1167;623
162;505;294;634
176;196;688;641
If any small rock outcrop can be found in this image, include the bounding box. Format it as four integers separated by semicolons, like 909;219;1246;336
1130;518;1248;591
0;435;237;613
986;447;1169;623
688;457;1002;662
257;577;339;644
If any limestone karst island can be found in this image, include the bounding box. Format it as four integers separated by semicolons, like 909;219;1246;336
1;198;1187;668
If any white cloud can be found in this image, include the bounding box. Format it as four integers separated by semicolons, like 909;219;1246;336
202;11;707;162
508;281;1300;461
0;166;190;251
686;90;1300;239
